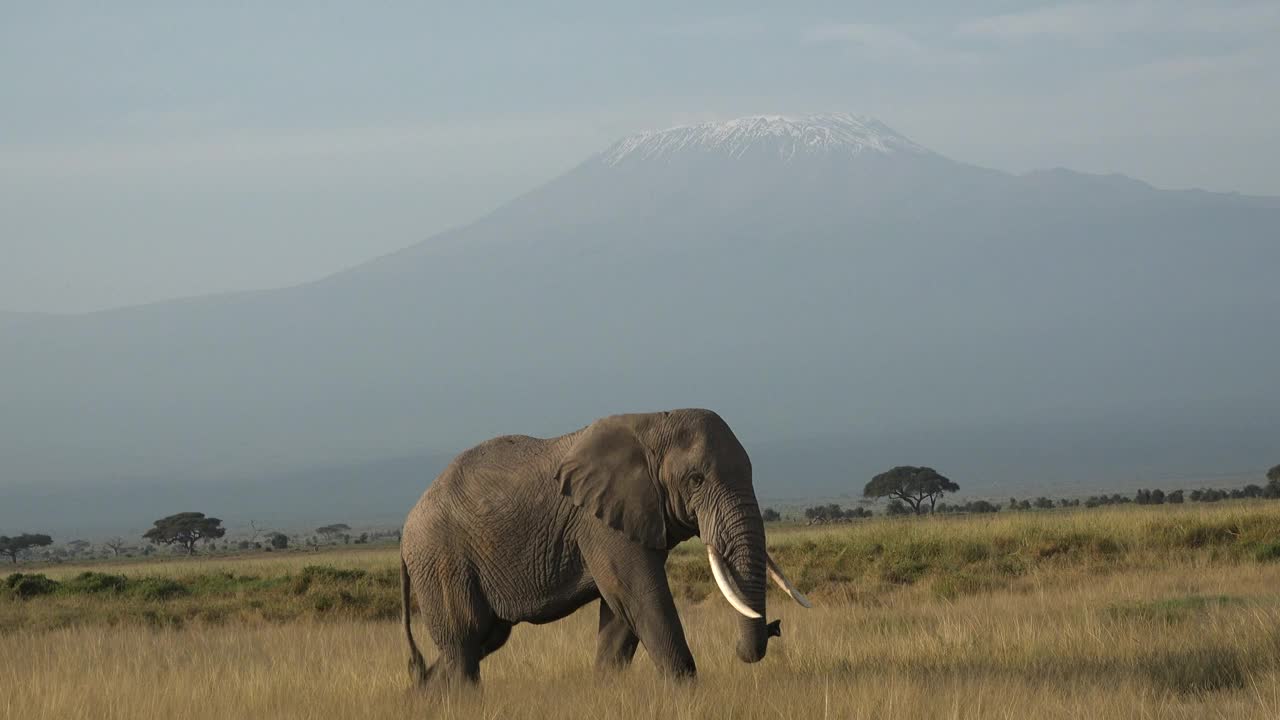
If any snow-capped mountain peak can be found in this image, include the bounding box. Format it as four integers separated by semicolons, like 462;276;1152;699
600;113;930;166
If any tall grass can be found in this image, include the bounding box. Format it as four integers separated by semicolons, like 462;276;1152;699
5;502;1280;718
4;562;1280;718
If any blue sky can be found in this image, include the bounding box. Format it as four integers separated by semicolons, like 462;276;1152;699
3;1;1278;312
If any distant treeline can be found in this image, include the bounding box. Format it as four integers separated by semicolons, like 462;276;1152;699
769;469;1280;523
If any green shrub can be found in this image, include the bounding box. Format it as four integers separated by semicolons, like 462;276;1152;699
139;609;185;629
132;577;189;601
4;573;60;599
311;591;337;612
1254;542;1280;562
63;572;128;594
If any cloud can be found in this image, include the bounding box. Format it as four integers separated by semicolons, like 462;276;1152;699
959;1;1280;40
804;23;982;66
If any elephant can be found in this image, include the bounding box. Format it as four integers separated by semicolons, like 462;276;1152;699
398;408;810;687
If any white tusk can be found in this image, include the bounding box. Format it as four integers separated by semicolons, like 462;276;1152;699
706;545;762;619
766;552;813;608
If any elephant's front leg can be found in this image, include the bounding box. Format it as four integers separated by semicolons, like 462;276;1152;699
595;600;639;671
583;535;696;678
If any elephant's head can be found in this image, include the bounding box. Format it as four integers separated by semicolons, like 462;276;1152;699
556;408;810;663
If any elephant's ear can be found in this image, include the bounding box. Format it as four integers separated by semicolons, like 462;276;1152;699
555;416;667;549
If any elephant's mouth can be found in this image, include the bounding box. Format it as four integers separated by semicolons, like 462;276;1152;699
706;545;811;615
706;545;810;661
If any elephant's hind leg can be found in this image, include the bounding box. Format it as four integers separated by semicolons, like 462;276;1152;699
415;564;499;687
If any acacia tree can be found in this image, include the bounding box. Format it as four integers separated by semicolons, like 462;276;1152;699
0;533;53;564
864;466;960;515
316;523;351;543
142;512;225;555
66;539;92;557
1269;465;1280;483
103;538;127;557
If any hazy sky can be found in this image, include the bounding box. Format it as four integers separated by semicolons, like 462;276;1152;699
4;1;1278;313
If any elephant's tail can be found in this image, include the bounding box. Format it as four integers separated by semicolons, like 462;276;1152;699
401;554;428;685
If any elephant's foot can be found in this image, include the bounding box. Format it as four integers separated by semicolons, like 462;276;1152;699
655;657;698;681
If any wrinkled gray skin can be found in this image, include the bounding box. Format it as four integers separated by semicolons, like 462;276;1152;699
400;409;777;687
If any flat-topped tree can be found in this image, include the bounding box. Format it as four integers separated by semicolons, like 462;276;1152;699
0;533;53;564
143;512;225;555
1269;465;1280;482
316;523;351;543
864;466;960;515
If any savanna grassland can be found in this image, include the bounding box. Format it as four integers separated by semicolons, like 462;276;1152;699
6;503;1280;719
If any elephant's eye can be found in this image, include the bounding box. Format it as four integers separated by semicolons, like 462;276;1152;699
687;472;705;489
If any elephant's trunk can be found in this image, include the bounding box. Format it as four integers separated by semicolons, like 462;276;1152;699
704;495;771;664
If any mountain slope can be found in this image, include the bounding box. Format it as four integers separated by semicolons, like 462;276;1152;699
3;114;1279;531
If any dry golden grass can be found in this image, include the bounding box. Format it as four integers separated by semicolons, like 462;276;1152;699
4;563;1280;719
6;503;1280;718
30;544;399;581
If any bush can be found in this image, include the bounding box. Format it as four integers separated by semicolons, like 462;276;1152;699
1254;542;1280;562
4;573;60;599
936;500;1000;514
1266;477;1280;499
63;572;129;594
1190;488;1228;503
802;503;870;523
132;577;189;601
762;508;781;522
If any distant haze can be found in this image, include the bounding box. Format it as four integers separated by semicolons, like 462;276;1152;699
2;113;1278;535
3;3;1280;313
